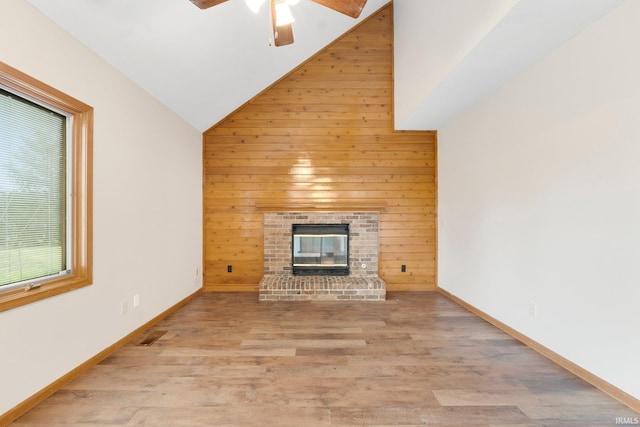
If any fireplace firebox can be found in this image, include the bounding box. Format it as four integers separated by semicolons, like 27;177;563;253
292;224;349;276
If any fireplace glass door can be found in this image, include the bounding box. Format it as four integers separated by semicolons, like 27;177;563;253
292;224;349;275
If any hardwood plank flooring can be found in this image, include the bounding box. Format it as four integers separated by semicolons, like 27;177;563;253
12;292;637;426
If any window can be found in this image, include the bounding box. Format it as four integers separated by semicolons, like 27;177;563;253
0;62;92;312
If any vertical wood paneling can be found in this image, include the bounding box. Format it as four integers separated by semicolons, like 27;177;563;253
203;5;436;291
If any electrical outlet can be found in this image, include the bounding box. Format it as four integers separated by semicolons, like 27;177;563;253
401;264;406;272
133;294;140;308
227;265;232;273
121;301;128;315
529;301;537;317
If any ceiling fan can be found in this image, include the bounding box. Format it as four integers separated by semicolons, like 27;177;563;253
189;0;368;46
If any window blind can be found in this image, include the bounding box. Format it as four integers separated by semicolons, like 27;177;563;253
0;88;67;289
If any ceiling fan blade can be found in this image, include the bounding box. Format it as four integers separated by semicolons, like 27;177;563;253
189;0;229;10
273;24;293;47
274;24;294;46
311;0;367;18
271;0;294;46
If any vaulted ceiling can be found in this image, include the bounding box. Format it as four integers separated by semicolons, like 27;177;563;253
25;0;624;132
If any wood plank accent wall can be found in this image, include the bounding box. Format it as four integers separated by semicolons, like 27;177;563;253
203;4;437;292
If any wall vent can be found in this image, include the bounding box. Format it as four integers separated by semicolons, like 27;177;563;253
137;330;167;346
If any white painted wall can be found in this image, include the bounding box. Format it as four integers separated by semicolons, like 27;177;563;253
439;0;639;399
0;0;202;415
394;0;625;131
393;0;517;129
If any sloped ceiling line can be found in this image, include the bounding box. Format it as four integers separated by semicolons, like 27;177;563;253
26;0;390;131
394;0;625;131
26;0;625;131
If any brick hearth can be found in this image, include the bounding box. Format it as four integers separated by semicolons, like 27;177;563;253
258;211;386;301
259;276;386;301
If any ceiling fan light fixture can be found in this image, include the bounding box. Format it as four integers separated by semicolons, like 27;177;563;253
190;0;367;47
274;0;295;26
245;0;266;13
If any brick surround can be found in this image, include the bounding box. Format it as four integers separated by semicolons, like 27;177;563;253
259;212;386;301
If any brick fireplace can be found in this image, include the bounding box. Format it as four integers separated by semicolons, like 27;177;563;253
259;211;386;301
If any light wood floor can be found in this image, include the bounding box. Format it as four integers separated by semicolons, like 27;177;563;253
12;292;637;426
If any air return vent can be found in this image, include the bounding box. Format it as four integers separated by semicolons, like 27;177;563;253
137;330;167;346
